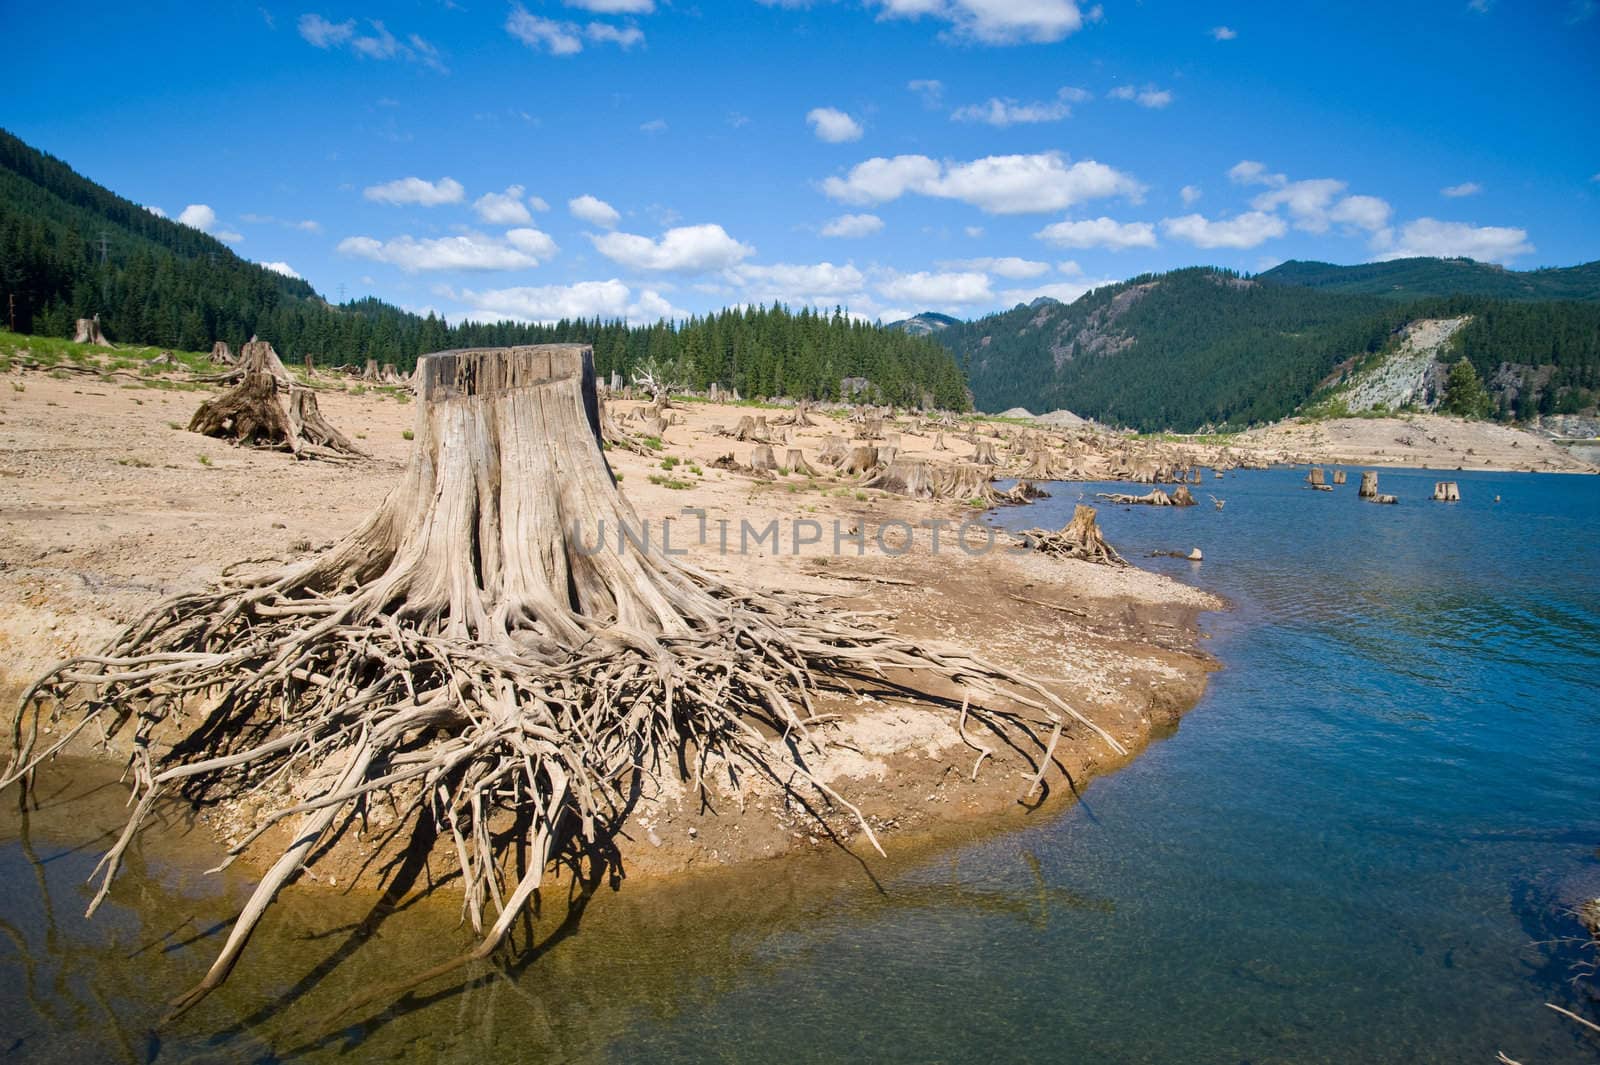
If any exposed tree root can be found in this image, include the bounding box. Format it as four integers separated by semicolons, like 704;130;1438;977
2;344;1121;1022
1017;504;1125;566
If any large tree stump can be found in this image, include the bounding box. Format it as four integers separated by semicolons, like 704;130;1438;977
1432;481;1460;502
750;444;778;472
861;456;934;498
972;439;999;465
210;340;235;366
72;315;110;346
1018;505;1124;566
362;358;380;383
1332;469;1348;485
785;448;818;476
1359;470;1379;498
5;343;1123;1017
188;362;301;454
841;445;879;475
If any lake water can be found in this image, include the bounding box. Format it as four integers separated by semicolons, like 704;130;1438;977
3;466;1598;1062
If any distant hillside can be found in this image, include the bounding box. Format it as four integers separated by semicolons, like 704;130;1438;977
0;128;968;407
935;265;1600;430
1260;257;1600;302
887;311;962;337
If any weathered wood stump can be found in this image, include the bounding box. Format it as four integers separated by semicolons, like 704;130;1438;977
841;445;879;476
785;448;818;476
1359;470;1379;498
861;456;934;498
1332;469;1347;485
289;387;365;456
6;343;1130;1018
362;358;379;383
210;340;235;366
72;315;110;346
972;439;999;465
1018;504;1124;566
750;444;778;472
1432;481;1460;502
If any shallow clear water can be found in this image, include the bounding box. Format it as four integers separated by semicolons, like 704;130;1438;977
3;466;1598;1062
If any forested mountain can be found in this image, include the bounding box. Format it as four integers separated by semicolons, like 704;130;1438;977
886;311;962;337
0;128;968;408
1259;258;1600;302
939;267;1600;431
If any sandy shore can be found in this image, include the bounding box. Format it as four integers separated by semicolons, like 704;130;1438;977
1230;412;1594;474
0;360;1225;889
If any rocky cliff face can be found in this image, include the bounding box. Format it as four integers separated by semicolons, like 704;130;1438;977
1326;316;1472;412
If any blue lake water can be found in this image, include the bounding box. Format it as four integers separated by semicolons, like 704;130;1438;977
2;465;1598;1062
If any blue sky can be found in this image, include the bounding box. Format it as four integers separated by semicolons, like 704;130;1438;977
8;0;1599;324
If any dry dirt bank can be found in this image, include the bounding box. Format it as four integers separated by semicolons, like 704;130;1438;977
1231;413;1595;474
0;365;1219;890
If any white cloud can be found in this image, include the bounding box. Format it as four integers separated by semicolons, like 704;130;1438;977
298;14;445;71
587;22;645;47
260;261;302;280
506;4;644;54
908;79;944;107
505;228;560;257
998;278;1109;306
298;14;353;47
177;203;242;243
589;223;753;272
337;229;558;272
806;107;864;143
939;256;1050;279
1034;216;1157;250
1329;194;1392;233
951;87;1088;126
1250;178;1347;232
569;194;622;228
1058;260;1083;275
1211;25;1237;40
870;0;1090;45
455;279;682;324
563;0;653;11
639;118;668;133
964;225;985;238
363;176;465;206
473;185;534;224
529;195;551;212
1371;218;1533;264
821;154;942;205
1108;84;1174;108
1161;211;1286;249
1180;184;1202;206
1228;160;1286;187
1441;182;1483;198
178;203;217;230
506;9;582;53
820;213;885;238
822;151;1141;215
877;270;994;306
146;205;167;218
726;261;867;303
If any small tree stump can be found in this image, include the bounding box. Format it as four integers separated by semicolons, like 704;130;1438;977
785;448;818;476
1359;470;1379;498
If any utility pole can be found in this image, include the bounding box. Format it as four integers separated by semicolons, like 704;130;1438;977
337;283;346;305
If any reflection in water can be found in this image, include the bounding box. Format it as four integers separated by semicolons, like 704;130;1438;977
2;467;1598;1063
